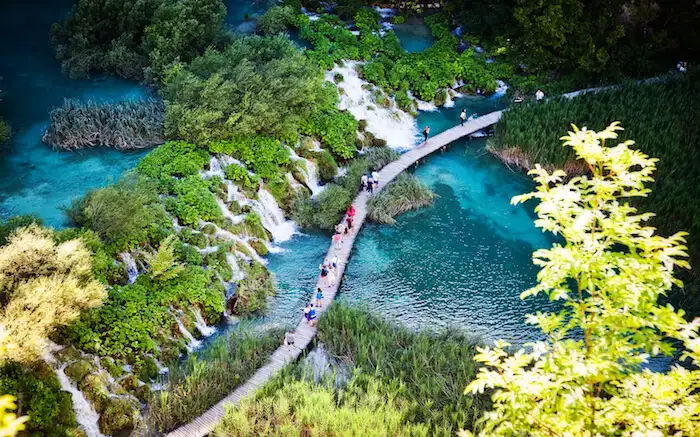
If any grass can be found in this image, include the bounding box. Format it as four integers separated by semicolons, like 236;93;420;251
43;98;164;150
489;74;700;305
367;173;436;225
142;326;284;434
316;304;489;436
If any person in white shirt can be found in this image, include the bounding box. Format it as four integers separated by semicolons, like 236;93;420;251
360;173;368;191
535;89;544;102
371;170;379;188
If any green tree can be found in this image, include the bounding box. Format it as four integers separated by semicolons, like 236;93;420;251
463;123;700;436
144;235;184;281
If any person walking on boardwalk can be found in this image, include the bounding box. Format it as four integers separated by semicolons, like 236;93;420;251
346;204;356;231
315;287;324;307
331;255;341;270
460;108;467;126
332;231;343;249
372;170;379;189
360;173;368;191
308;304;317;326
335;222;345;235
284;330;295;350
327;266;337;287
304;304;311;323
423;126;430;142
366;175;374;193
319;261;329;284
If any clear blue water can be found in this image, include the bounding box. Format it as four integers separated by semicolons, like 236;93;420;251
0;0;149;227
392;17;434;53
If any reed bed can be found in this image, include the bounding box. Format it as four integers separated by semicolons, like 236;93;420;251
43;98;165;151
141;326;284;434
367;173;436;225
490;74;700;296
316;304;489;436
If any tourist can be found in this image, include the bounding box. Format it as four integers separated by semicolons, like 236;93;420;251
316;287;324;307
332;232;343;249
326;267;337;287
347;204;356;218
678;61;688;73
303;304;311;323
513;90;524;104
331;255;341;269
308;304;317;326
360;173;368;191
423;126;430;142
460;108;467;126
366;175;374;193
320;261;329;283
535;89;544;102
346;215;353;232
335;222;345;235
372;170;379;188
284;330;295;350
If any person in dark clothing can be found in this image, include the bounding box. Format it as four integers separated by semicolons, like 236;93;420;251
423;126;430;142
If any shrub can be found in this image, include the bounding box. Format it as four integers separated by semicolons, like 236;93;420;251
137;141;210;191
367;173;435;225
232;261;275;315
311;184;352;229
210;136;290;182
0;225;106;364
224;164;260;196
300;109;358;159
256;5;296;35
165;175;222;226
337;158;369;193
333;72;344;83
434;88;447;106
0;215;42;246
43;99;165;151
313;150;338;183
357;119;367;131
364;148;399;171
391;15;406;25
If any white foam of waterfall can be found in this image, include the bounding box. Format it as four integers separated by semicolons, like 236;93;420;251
493;79;509;98
211;224;267;265
195;245;220;255
407;90;438;112
202;156;225;179
174;316;202;352
288;147;325;196
328;62;418;149
120;252;138;284
43;346;105;437
444;90;455;107
251;188;296;242
226;252;246;282
217;197;244;225
286;173;303;190
191;307;217;337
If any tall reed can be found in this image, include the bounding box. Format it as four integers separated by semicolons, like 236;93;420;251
316;304;489;436
367;173;436;225
43;98;165;150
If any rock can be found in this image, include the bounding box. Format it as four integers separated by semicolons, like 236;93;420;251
98;398;138;435
100;357;124;379
65;360;94;384
55;346;82;362
78;373;110;413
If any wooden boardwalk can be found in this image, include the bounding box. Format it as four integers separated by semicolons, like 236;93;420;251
164;110;503;437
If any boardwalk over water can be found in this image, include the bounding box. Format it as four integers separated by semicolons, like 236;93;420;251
165;110;503;437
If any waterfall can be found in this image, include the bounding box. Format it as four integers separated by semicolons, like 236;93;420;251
444;90;455;108
174;315;202;352
407;90;438;112
250;188;296;242
211;224;267;265
43;346;105;437
287;147;325;196
120;252;138;284
226;252;246;282
191;307;216;337
328;62;418;149
202;156;225;179
493;80;509;98
217;197;244;225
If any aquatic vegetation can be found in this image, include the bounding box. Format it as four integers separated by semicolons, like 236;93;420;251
0;118;11;145
43;98;165;151
464;124;700;436
144;327;283;433
367;173;435;225
51;0;227;82
215;376;430;436
490;75;700;294
224;164;261;197
231;261;276;314
299;108;358;159
317;305;488;435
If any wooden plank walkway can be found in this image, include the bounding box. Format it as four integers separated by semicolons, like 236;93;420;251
164;110;503;437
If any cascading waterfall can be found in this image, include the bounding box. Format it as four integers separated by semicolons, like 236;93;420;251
226;252;246;282
203;156;225;178
120;252;138;284
328;62;418;149
493;79;509;98
211;224;268;265
217;197;244;225
174;315;202;352
251;188;296;242
287;147;325;196
44;345;105;437
191;307;217;337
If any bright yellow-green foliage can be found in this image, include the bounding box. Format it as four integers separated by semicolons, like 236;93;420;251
0;225;106;363
463;123;700;436
0;395;27;437
215;378;429;436
144;235;184;281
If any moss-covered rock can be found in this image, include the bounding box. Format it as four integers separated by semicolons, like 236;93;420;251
434;88;447;106
136;356;159;382
79;373;110;413
99;357;124;379
133;383;152;402
228;200;241;215
249;239;269;256
243;213;271;241
119;374;139;392
201;223;217;235
98;397;137;435
55;345;82;362
65;359;94;384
